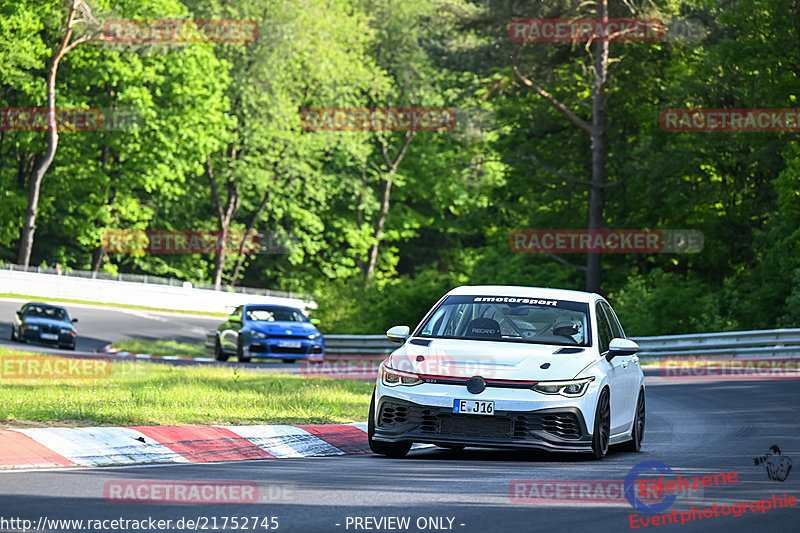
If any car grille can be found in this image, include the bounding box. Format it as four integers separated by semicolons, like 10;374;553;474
38;325;60;334
271;346;309;354
378;401;582;440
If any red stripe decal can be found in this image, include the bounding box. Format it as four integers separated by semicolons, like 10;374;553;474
130;425;275;462
296;424;370;454
0;429;75;467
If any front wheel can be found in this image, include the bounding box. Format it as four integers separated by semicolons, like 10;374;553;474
214;337;229;362
368;390;411;458
591;388;610;460
10;326;17;342
237;336;251;363
620;388;645;452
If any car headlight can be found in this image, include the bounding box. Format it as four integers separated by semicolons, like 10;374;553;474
250;331;269;339
532;377;595;397
381;365;424;387
25;324;39;330
307;333;321;340
60;328;72;334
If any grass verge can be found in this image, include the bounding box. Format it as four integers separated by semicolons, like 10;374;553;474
111;339;207;358
0;293;227;317
0;347;372;427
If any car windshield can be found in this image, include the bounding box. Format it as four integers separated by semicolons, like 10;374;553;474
25;305;68;321
417;295;591;346
246;306;307;322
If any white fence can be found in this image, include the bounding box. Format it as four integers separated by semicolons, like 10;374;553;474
0;269;313;314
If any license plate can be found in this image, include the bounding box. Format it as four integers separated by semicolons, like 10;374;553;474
453;399;495;416
40;333;59;341
278;340;301;348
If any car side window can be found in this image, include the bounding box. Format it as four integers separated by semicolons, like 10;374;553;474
230;306;243;322
601;302;624;339
595;302;613;354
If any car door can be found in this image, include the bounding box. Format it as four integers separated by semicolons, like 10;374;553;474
601;301;637;426
220;306;244;351
595;301;628;435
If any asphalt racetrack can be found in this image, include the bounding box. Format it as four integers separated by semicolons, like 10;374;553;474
1;369;798;533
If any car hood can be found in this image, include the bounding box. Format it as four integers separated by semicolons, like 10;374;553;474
22;317;72;329
385;338;598;381
249;321;317;335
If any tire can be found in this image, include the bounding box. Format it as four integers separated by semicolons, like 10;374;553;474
59;344;75;351
237;336;251;363
10;327;16;342
214;337;229;362
591;388;611;460
621;388;645;452
368;390;411;458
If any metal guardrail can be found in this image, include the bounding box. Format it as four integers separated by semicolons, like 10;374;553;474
321;329;800;358
0;262;306;300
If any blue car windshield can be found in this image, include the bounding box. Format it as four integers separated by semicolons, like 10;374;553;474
246;306;307;322
417;295;591;347
25;305;68;321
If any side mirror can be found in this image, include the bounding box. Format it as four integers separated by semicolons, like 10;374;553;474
386;325;410;343
309;318;321;326
606;338;639;360
71;318;78;323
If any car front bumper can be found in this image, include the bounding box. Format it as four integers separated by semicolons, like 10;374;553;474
244;338;324;359
373;381;599;453
20;328;75;346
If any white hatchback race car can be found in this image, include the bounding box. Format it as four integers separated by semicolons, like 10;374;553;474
368;285;645;459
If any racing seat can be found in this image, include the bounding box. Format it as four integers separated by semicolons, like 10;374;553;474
465;318;502;339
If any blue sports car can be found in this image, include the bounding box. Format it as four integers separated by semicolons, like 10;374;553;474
214;304;324;363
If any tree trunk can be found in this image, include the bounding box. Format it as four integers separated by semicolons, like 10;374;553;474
17;1;97;266
365;132;414;280
586;0;610;293
207;155;240;290
365;177;392;279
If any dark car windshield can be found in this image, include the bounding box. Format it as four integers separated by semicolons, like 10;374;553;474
417;295;591;347
246;306;307;322
25;304;69;321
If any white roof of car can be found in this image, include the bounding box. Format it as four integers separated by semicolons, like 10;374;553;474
447;285;599;303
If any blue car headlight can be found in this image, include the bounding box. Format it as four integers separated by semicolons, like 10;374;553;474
250;331;269;339
307;333;321;340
